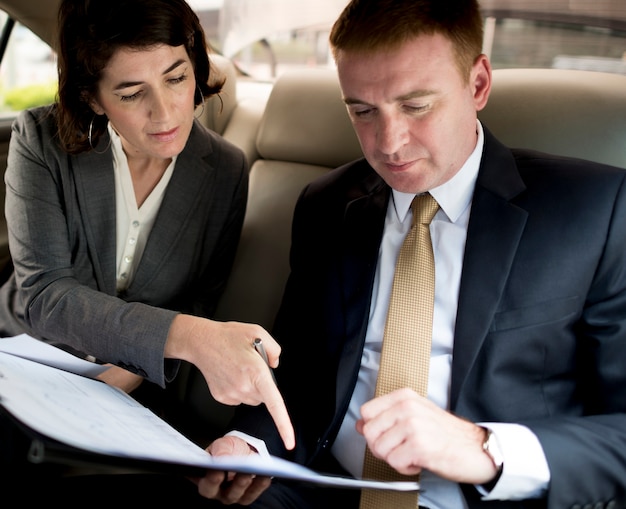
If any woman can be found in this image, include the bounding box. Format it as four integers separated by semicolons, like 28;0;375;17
0;0;293;449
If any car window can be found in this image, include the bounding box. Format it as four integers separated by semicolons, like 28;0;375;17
484;16;626;73
219;7;626;80
0;12;57;119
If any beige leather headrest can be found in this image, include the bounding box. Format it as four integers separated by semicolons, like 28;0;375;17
479;68;626;168
256;66;626;171
256;68;363;168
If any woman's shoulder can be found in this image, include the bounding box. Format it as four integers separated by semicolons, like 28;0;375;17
13;103;58;137
187;119;248;167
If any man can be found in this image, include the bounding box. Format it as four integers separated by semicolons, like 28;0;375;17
201;0;626;507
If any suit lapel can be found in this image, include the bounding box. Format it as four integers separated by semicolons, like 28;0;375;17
450;128;528;408
335;166;389;408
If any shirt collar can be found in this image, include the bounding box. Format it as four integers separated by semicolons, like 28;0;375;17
391;119;484;223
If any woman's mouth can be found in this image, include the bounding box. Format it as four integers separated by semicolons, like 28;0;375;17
150;127;179;143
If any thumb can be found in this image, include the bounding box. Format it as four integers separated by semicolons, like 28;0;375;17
207;436;251;457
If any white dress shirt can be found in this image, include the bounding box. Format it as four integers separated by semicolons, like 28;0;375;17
330;121;549;507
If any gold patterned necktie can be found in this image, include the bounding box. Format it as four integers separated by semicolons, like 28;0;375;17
360;193;439;509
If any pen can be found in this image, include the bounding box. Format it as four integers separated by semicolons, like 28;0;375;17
253;338;277;384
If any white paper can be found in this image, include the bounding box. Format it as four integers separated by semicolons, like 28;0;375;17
0;333;108;377
0;350;419;492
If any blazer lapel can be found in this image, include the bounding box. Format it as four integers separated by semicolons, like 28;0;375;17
335;165;389;407
72;145;117;295
450;128;528;408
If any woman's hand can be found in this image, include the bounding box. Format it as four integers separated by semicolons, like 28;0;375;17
165;314;295;450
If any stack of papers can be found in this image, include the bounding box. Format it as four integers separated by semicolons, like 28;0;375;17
0;334;419;492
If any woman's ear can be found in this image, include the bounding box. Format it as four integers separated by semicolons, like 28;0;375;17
83;91;105;115
89;100;105;116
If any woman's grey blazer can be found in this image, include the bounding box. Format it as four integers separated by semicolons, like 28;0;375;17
0;104;248;387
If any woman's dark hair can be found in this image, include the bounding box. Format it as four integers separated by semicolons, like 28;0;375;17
55;0;223;154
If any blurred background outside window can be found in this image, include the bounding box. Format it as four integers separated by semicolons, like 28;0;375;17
1;0;625;115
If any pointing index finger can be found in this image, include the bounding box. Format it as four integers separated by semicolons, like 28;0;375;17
261;375;295;450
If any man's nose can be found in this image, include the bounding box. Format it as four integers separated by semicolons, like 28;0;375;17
377;114;409;155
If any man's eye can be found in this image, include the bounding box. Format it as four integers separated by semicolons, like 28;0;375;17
404;104;430;114
350;107;374;118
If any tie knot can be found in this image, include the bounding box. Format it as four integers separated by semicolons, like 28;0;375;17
411;193;439;227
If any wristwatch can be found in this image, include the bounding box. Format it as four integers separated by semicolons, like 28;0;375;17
481;427;504;490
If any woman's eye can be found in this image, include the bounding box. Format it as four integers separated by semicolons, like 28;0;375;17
169;74;188;85
120;91;141;102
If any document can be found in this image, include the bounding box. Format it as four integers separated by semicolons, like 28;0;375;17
0;335;419;492
0;333;109;377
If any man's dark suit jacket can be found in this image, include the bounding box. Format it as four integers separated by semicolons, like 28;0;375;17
231;127;626;509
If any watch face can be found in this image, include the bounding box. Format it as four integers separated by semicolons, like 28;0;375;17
483;428;504;469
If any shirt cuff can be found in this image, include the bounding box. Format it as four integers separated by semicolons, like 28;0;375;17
476;422;550;500
225;430;271;458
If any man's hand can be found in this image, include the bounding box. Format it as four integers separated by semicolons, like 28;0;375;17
191;436;272;505
357;388;498;485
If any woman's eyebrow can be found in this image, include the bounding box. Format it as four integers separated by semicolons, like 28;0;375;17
113;59;188;91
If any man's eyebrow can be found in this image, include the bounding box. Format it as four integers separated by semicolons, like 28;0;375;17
343;97;369;106
343;90;436;106
113;58;188;91
397;90;437;100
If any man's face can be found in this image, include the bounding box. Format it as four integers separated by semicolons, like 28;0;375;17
336;33;491;194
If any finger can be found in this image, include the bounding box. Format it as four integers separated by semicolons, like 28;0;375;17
194;469;229;499
237;475;272;505
261;379;295;450
215;473;259;505
361;388;417;421
207;435;251;456
360;391;417;446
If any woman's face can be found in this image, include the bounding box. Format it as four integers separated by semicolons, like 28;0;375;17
90;44;197;162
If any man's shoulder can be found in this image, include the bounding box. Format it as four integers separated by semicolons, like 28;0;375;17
511;148;625;176
509;148;626;213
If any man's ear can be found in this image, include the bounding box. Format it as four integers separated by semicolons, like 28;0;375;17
472;54;492;111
